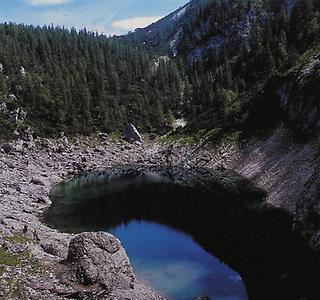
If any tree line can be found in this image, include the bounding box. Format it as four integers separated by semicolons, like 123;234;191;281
0;24;183;136
178;0;320;130
0;0;319;137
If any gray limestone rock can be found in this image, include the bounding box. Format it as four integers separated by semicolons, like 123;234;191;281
123;124;143;143
19;66;27;78
7;94;17;103
30;177;46;186
2;143;14;154
66;232;134;290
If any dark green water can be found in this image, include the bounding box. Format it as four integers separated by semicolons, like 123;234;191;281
43;171;320;300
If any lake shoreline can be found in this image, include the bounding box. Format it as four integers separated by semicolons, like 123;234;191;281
0;126;319;299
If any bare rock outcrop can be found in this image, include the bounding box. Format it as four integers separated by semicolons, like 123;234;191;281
277;47;320;136
59;232;165;299
2;143;14;154
0;130;318;299
66;232;134;290
294;158;320;252
0;135;173;299
19;66;27;78
123;123;143;143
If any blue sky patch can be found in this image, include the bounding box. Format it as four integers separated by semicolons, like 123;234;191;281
0;0;188;35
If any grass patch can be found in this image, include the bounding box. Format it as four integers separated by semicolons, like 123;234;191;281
0;235;48;299
5;278;27;300
10;284;25;299
0;247;20;273
220;130;243;144
108;131;122;142
5;233;32;245
159;128;243;147
160;134;198;145
159;128;223;145
0;247;44;298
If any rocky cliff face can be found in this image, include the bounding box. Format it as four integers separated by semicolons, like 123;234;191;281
277;44;320;136
283;47;320;247
295;158;320;253
122;0;293;62
245;44;320;250
118;2;191;55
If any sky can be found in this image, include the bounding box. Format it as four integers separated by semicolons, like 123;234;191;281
0;0;188;36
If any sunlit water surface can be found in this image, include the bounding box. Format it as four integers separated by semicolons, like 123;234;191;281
109;220;248;300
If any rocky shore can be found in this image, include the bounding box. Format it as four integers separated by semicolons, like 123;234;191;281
0;134;173;299
0;125;319;299
0;132;227;300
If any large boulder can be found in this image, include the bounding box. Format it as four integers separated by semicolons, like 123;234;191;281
66;232;134;291
20;127;34;142
0;63;3;73
123;124;143;143
0;102;8;115
62;233;165;299
7;94;17;103
19;66;27;78
9;108;27;124
98;132;108;142
2;143;14;154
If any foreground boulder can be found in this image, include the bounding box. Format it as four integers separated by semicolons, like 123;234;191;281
2;143;14;154
59;232;164;299
123;124;143;143
57;232;164;300
66;232;134;290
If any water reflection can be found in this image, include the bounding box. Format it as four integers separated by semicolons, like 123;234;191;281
109;220;248;300
43;170;320;300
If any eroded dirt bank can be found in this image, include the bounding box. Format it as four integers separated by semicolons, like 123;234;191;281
0;125;319;299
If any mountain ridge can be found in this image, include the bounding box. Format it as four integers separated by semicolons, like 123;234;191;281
122;0;296;60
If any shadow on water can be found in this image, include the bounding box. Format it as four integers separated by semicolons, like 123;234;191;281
43;168;320;300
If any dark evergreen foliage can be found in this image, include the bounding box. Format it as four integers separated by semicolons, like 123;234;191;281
176;0;320;130
0;23;183;135
1;0;320;137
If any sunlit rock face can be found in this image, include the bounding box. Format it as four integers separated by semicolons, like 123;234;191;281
66;232;134;289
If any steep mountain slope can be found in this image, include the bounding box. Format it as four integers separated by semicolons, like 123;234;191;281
277;42;320;135
122;0;293;60
122;0;320;252
1;1;320;299
118;2;191;56
276;42;320;247
122;0;320;134
1;0;319;139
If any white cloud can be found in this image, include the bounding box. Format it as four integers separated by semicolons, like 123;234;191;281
28;9;120;36
111;16;163;32
26;0;72;6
